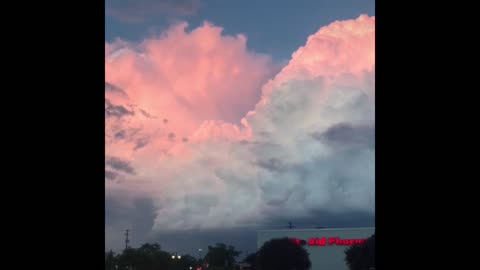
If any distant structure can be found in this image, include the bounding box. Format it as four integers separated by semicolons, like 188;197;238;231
125;229;130;250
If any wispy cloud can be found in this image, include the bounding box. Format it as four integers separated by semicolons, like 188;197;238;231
106;156;136;175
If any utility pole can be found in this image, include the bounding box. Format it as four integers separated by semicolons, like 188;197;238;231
125;229;130;250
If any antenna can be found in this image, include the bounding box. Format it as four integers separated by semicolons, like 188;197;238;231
125;229;130;250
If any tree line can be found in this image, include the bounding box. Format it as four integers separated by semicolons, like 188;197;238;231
106;234;374;270
105;242;242;270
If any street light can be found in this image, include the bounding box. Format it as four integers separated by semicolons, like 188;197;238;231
172;255;176;259
177;255;181;259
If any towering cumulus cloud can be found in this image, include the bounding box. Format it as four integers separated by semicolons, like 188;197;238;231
105;15;375;231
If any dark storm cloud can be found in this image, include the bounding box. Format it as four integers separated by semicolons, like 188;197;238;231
140;109;157;119
106;156;136;175
112;128;144;144
106;0;201;23
105;81;128;97
115;130;127;140
312;123;375;148
131;198;157;233
110;128;150;152
263;210;375;230
134;138;150;150
105;170;119;181
105;99;134;118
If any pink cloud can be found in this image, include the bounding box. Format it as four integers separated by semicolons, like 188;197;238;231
259;14;375;101
106;21;274;143
106;15;375;230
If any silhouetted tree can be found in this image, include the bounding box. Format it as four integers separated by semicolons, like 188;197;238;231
256;238;311;270
105;250;118;270
137;243;171;270
243;252;257;269
116;247;140;270
106;242;235;270
114;243;172;270
345;234;375;270
205;243;242;269
172;255;198;270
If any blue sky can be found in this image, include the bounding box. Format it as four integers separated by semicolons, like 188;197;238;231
106;0;374;60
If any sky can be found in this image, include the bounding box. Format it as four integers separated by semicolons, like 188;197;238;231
105;0;375;257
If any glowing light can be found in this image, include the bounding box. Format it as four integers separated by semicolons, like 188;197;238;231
290;237;367;246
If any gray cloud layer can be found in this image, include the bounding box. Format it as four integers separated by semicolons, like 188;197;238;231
105;190;374;252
